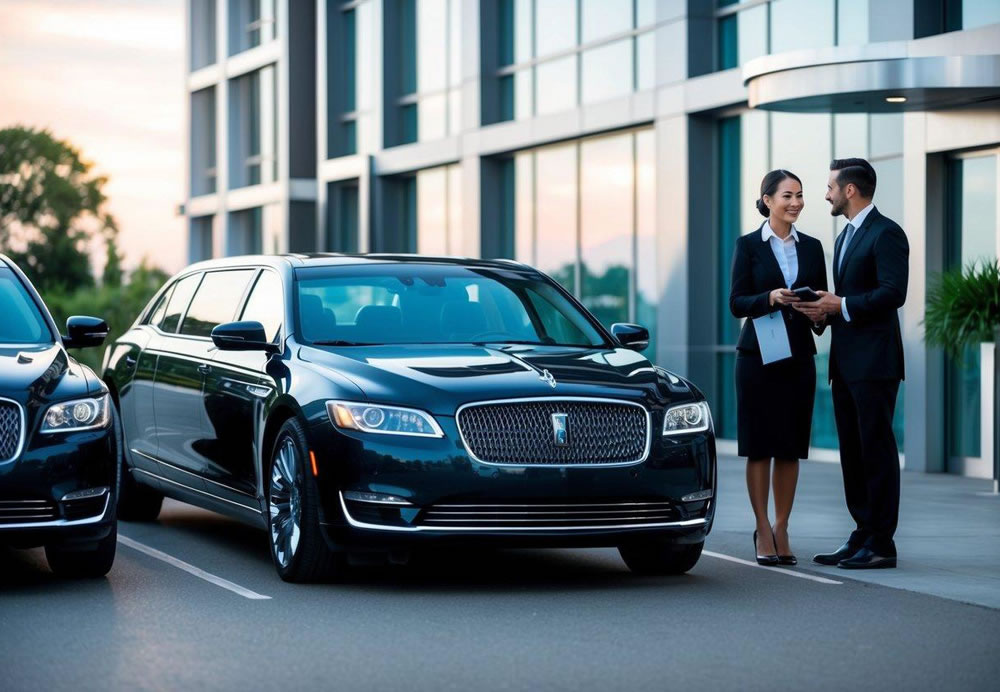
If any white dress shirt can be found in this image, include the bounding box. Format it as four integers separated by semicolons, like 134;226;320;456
838;202;875;322
761;220;799;289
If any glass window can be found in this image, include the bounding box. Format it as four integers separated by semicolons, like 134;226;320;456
580;134;633;328
582;0;632;43
715;116;742;440
636;0;656;27
961;0;1000;30
514;152;535;263
635;129;657;358
418;93;448;141
0;267;52;344
159;274;203;334
398;0;461;143
500;69;533;120
190;216;214;262
448;165;463;255
417;0;448;93
636;31;655;90
240;270;284;342
327;182;359;252
191;87;216;196
536;55;577;115
737;4;769;65
229;67;276;188
146;285;173;328
295;265;607;346
500;0;533;65
416;167;448;255
535;144;578;291
228;208;263;255
190;0;217;70
836;0;869;45
228;0;276;56
536;0;577;56
180;270;255;338
581;39;633;104
770;0;835;54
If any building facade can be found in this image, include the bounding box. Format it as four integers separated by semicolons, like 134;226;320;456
185;0;1000;477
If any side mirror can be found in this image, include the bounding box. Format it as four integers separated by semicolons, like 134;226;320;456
63;316;109;349
611;323;650;352
211;321;279;353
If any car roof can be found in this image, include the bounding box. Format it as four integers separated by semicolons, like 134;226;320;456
183;253;535;273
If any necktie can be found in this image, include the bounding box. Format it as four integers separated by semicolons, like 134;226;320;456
838;223;856;274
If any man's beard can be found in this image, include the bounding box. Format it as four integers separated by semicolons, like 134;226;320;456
829;198;847;217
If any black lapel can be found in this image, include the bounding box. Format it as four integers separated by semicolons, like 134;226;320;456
755;226;786;287
838;207;880;283
791;232;805;288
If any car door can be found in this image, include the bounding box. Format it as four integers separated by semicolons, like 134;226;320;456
153;269;255;489
202;268;284;501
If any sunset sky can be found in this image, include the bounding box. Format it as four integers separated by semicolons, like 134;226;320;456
0;0;187;274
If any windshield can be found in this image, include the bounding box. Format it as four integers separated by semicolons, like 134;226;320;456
294;264;609;347
0;267;54;344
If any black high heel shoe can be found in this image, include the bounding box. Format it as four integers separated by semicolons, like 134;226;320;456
774;528;797;566
753;530;779;566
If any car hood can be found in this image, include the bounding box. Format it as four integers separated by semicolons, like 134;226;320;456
298;343;694;414
0;343;99;406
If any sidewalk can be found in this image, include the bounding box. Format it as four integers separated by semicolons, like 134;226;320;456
710;455;1000;609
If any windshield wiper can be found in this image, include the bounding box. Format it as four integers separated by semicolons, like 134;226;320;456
310;340;376;346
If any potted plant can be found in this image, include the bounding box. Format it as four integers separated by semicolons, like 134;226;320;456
924;259;1000;493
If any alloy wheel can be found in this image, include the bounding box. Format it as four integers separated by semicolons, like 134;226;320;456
269;437;302;569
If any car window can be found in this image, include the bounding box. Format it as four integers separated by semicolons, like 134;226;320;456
180;270;255;338
159;274;202;333
146;284;173;327
0;267;52;344
239;270;283;342
293;265;607;347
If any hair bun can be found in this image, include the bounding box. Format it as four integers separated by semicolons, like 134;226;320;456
755;198;769;217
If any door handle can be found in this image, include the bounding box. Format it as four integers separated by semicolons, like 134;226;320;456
125;355;137;367
197;363;212;375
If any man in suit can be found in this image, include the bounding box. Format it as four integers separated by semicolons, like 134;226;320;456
794;158;909;569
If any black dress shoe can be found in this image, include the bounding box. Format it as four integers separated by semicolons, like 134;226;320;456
777;555;797;566
753;530;779;566
837;547;896;570
813;541;861;566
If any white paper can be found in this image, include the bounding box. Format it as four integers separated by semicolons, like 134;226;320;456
752;311;792;365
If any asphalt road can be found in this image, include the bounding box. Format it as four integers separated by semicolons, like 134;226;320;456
2;464;999;691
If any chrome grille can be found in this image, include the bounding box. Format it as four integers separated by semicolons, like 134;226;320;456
457;398;649;466
420;500;679;529
0;400;23;462
0;500;59;524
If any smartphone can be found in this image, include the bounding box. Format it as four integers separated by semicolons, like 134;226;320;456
793;287;821;302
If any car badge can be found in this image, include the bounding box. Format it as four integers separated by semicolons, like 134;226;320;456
540;369;557;388
551;413;569;446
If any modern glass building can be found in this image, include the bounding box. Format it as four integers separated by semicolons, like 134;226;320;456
185;0;1000;478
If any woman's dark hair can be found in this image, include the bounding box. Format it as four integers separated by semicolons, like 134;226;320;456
756;169;803;218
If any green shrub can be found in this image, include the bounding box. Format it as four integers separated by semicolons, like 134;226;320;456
924;259;1000;355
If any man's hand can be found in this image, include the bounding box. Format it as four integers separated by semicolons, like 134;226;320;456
793;290;841;321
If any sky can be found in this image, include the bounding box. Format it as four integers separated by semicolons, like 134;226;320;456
0;0;187;275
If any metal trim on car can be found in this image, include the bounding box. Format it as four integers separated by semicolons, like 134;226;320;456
0;495;110;530
454;396;652;468
338;492;706;533
132;467;263;514
0;396;27;464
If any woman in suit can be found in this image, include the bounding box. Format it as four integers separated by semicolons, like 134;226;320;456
729;169;828;566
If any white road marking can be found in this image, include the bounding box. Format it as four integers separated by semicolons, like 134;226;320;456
118;535;272;600
703;550;843;585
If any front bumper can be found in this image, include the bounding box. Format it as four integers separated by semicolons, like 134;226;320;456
0;425;117;548
308;416;716;550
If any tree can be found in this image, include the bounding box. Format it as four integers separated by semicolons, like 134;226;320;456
0;125;117;293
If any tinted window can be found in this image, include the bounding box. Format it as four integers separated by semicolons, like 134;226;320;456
240;270;283;342
146;285;173;327
294;264;607;347
159;274;202;333
180;270;255;337
0;267;52;344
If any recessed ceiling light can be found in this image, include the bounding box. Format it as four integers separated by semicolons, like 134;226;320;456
886;96;907;103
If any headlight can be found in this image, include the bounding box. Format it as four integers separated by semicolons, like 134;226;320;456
327;401;444;438
662;401;712;436
41;394;111;433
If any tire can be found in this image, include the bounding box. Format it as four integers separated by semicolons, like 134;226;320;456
267;418;345;583
619;539;704;576
113;405;164;522
46;522;117;578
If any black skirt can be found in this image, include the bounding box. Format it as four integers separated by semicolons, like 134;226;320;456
734;350;816;460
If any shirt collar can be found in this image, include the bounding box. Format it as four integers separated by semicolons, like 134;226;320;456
847;202;875;230
762;220;799;243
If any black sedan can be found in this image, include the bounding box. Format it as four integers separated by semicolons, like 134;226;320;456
105;254;716;582
0;254;117;577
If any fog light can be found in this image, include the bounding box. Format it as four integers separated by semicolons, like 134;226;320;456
682;489;713;502
61;486;109;501
342;490;412;505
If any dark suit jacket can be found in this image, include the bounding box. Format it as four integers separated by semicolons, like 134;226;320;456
729;225;828;357
829;207;909;382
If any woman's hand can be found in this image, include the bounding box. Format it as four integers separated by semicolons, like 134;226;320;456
769;288;800;307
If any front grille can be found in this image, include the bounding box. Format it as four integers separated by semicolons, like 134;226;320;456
0;400;23;462
457;398;649;465
0;500;59;524
419;500;679;529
